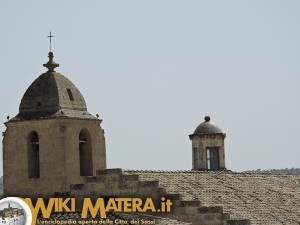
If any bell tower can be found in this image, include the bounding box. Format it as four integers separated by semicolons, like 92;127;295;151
3;52;106;198
189;116;226;171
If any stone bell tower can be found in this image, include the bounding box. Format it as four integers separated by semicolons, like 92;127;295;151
3;52;106;198
189;116;226;171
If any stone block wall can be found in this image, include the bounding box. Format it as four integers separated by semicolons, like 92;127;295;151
191;134;226;171
65;169;250;225
3;118;106;198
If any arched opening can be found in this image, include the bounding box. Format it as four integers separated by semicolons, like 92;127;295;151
79;129;93;176
28;131;40;178
193;147;199;170
206;147;220;171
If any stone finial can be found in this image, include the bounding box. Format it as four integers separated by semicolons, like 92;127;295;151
204;116;210;122
43;52;59;72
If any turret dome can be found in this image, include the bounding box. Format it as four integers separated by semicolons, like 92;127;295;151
193;116;223;134
14;52;96;120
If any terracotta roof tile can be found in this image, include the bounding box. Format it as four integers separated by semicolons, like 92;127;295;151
122;170;300;225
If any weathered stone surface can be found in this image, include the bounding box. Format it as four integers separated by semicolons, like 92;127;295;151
190;117;226;171
3;118;106;197
15;71;97;120
68;169;246;225
3;55;107;197
192;116;223;135
123;170;300;225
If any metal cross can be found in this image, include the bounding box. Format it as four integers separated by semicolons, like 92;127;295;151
48;31;53;52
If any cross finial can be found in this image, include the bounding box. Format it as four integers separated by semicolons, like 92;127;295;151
47;31;53;52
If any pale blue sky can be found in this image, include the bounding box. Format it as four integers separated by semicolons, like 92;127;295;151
0;1;299;175
0;202;21;210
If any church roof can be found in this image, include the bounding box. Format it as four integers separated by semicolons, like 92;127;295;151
191;116;223;136
12;52;96;121
123;170;300;225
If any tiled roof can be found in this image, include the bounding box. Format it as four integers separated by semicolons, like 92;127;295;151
122;170;300;225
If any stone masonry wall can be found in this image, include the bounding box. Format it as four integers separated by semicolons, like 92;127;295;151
192;135;225;171
68;169;250;225
3;118;106;198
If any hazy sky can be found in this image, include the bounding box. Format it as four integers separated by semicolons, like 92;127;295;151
0;1;299;175
0;202;21;210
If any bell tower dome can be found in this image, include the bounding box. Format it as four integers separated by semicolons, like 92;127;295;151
3;52;106;198
189;116;226;171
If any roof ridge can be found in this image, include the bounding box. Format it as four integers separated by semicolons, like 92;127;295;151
122;169;300;176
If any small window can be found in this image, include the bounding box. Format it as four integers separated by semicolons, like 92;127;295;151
67;89;74;101
79;129;93;176
206;149;211;170
206;148;220;171
193;148;199;170
28;131;40;178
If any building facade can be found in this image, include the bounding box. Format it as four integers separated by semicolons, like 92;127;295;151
3;52;106;198
2;51;300;225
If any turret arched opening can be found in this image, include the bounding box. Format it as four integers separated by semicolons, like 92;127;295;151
27;131;40;178
79;129;93;176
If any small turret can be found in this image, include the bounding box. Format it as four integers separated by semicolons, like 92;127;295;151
189;116;226;171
